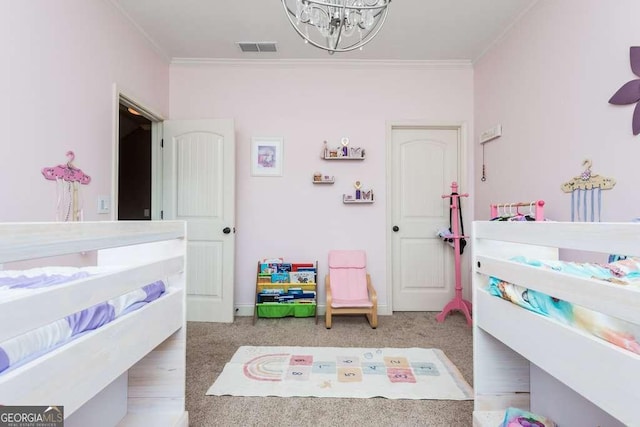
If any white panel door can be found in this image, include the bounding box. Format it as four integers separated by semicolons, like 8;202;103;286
163;119;235;322
390;126;460;311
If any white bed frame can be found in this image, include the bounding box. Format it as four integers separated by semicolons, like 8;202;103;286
0;221;188;426
472;221;640;427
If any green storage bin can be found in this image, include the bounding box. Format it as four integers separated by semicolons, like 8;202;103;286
257;303;316;318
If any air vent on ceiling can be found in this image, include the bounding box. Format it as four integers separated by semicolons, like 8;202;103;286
237;42;278;53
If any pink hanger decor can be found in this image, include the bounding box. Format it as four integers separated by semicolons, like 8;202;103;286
42;151;91;184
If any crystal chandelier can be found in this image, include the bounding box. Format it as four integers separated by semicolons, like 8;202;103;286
281;0;391;54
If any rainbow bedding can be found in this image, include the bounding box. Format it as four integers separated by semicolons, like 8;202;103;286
0;267;166;375
488;256;640;355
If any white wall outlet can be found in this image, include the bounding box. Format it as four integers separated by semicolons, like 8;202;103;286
479;124;502;144
97;196;111;214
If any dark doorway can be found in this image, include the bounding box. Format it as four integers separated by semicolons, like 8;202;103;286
118;104;152;220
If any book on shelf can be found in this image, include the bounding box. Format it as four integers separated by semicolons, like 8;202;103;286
259;288;284;294
271;272;289;283
293;292;316;299
260;262;288;273
261;257;284;264
292;263;315;271
257;294;279;303
276;263;292;273
289;271;316;284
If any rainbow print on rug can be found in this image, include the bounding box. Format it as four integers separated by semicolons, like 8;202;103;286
206;346;473;400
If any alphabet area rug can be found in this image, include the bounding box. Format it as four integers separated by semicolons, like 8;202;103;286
206;346;473;400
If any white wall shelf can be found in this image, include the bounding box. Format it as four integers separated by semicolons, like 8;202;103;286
343;197;374;204
323;155;365;160
313;178;335;184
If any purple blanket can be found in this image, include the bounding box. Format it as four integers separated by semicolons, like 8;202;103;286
0;270;166;375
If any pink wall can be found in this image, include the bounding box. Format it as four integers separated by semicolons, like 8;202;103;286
474;0;640;224
170;62;474;310
2;1;169;222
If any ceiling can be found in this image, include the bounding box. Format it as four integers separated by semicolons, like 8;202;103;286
111;0;537;62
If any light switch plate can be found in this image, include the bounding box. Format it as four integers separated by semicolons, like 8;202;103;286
97;196;110;214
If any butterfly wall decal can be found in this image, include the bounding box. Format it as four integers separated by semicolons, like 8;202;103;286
609;46;640;135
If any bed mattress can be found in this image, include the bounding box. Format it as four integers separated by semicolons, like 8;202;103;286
488;256;640;355
0;266;166;374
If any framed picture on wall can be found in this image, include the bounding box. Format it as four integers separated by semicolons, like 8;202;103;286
251;137;283;177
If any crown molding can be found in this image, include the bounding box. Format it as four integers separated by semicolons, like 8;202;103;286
170;58;473;70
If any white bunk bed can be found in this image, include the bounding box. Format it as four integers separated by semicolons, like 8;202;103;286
0;221;188;427
472;221;640;427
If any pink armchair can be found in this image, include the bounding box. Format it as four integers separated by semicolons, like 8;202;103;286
325;250;377;329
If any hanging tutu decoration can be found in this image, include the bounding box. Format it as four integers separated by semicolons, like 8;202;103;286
561;159;615;222
42;151;91;221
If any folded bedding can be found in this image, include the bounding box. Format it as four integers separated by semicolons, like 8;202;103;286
0;267;166;375
488;256;640;355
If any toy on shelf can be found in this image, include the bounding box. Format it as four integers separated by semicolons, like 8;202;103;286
343;180;373;204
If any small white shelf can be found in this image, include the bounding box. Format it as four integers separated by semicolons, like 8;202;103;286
343;197;374;204
313;179;335;184
323;155;365;160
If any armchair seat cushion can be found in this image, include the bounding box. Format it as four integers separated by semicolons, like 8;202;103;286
332;298;373;308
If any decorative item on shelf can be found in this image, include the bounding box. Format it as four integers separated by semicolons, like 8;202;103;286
314;172;322;182
354;180;362;199
280;0;392;55
343;182;373;204
322;140;329;158
340;137;349;156
561;159;615;222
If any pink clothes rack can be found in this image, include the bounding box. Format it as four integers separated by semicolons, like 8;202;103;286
436;182;472;326
490;200;545;221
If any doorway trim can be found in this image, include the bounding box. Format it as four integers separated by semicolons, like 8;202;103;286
384;120;469;314
112;84;165;221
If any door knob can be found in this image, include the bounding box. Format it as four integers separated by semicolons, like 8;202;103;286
392;225;399;232
223;227;231;234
